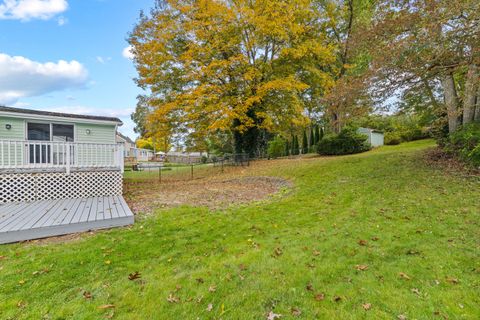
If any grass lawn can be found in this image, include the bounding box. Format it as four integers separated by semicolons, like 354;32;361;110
0;140;479;319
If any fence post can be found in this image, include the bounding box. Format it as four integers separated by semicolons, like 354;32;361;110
191;164;194;180
159;166;162;183
66;142;71;175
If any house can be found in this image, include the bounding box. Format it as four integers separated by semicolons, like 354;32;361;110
0;106;134;244
116;132;136;158
116;132;153;162
357;127;384;147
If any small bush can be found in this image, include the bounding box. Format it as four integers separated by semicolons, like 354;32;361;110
445;123;480;167
317;128;371;155
268;136;286;158
384;132;402;145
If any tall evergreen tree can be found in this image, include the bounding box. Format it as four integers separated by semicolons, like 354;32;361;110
284;140;290;156
314;125;321;144
302;130;308;154
319;127;324;141
292;135;300;155
309;126;315;147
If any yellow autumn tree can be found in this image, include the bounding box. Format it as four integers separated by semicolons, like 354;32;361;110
129;0;336;156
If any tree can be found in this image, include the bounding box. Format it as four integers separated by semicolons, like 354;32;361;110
292;135;300;155
302;129;309;154
129;0;336;157
267;136;285;159
315;125;321;144
308;126;315;148
284;140;290;157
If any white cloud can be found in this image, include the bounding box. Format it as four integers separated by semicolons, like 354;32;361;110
122;46;134;60
42;106;134;118
0;53;88;105
0;0;68;21
96;56;111;64
56;15;66;25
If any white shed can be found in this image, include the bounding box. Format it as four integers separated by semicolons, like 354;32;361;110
357;127;384;147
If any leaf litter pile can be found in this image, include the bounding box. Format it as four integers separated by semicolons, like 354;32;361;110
125;175;292;213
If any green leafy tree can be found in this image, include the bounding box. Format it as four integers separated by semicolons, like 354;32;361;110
267;136;286;159
284;140;290;156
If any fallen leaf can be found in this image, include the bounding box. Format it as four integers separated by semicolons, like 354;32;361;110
208;285;217;292
266;311;282;320
239;264;247;271
196;278;204;284
355;264;368;271
167;294;179;303
333;296;342;302
397;315;407;320
18;279;26;285
406;249;420;255
399;272;411;280
98;304;115;309
306;283;314;291
175;284;182;291
313;250;321;256
273;247;283;257
291;307;301;316
0;256;5;260
128;271;141;281
358;239;368;246
83;291;92;299
314;293;325;301
411;288;420;295
17;300;26;309
446;277;459;284
206;303;213;312
362;303;372;310
104;260;111;265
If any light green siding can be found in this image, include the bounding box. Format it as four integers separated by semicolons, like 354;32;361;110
0;117;25;165
75;123;116;144
0;117;25;140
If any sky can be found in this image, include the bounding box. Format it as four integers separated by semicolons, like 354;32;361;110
0;0;153;139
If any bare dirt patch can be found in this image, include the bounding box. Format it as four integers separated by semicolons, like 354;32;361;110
424;147;480;177
124;175;292;214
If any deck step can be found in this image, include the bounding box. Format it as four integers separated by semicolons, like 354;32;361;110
0;196;134;244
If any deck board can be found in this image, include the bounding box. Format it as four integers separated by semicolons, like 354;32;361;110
0;196;134;244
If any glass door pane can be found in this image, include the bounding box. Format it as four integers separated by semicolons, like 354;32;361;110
27;123;51;164
52;124;74;165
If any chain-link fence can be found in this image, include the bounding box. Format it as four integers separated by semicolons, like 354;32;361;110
124;153;250;183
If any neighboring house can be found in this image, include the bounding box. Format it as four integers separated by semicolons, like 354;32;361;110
134;148;154;162
116;132;136;158
358;127;384;147
0;106;134;244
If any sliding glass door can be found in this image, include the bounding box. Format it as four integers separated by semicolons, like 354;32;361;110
27;123;74;165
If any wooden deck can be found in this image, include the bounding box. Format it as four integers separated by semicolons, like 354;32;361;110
0;196;134;244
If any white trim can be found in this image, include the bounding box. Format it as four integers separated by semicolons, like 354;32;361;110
0;111;122;126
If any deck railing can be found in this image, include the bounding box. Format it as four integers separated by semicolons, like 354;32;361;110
0;140;124;173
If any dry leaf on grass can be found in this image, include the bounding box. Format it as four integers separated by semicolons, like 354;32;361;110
208;285;217;292
167;294;179;303
128;271;141;280
446;277;459;284
399;272;411;280
355;264;368;271
411;288;420;295
314;293;325;301
306;283;314;291
291;307;301;316
266;311;282;320
196;277;204;284
358;239;368;246
273;247;283;257
333;296;342;302
98;304;115;309
362;303;372;310
206;303;213;312
83;291;92;299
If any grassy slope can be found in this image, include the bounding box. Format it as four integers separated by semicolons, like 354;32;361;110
0;140;479;319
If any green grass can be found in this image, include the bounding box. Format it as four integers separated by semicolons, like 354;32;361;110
1;140;479;319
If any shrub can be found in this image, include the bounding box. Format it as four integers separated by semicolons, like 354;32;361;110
384;132;402;145
267;136;286;158
445;123;480;167
317;128;371;155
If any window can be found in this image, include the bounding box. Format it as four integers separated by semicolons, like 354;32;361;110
27;123;50;141
52;124;74;142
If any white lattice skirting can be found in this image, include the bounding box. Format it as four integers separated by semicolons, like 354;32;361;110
0;171;123;203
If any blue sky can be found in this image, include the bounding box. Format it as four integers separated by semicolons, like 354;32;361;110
0;0;153;139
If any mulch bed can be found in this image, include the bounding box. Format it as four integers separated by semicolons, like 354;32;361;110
424;147;480;176
124;176;292;214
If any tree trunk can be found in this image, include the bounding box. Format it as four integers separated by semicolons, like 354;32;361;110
463;64;478;125
475;88;480;122
441;72;459;133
